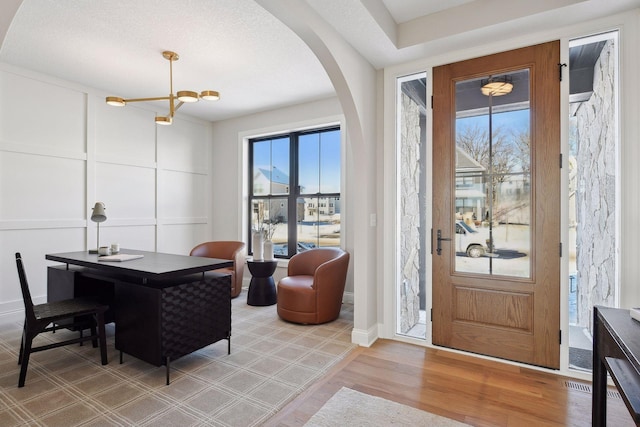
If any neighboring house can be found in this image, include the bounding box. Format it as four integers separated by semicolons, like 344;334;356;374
254;165;341;224
304;196;340;219
253;166;289;195
455;146;486;220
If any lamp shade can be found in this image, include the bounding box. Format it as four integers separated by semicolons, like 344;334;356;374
200;90;220;101
177;90;199;103
155;116;172;125
106;96;126;106
91;202;107;223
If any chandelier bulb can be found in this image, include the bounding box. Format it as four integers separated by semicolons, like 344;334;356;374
155;116;172;125
200;90;220;101
177;91;199;103
106;96;126;106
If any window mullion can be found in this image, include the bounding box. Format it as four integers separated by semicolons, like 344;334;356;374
288;132;299;257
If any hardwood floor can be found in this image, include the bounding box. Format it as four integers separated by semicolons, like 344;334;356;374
266;339;634;427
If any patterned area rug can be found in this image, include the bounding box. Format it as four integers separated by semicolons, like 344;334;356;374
0;290;355;426
305;387;471;427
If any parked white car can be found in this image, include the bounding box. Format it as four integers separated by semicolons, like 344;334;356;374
455;220;488;258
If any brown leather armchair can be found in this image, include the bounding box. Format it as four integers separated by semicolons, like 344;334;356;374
190;241;245;298
277;248;350;324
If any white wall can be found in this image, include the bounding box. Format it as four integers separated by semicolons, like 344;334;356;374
0;64;214;323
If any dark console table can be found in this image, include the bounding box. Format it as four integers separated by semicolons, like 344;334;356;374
46;250;233;384
593;306;640;426
246;260;278;306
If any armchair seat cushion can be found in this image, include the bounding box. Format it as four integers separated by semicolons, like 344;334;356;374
277;275;315;314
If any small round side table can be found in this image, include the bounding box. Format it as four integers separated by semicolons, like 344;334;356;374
246;260;278;306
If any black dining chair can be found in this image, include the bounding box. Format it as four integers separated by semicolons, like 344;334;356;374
15;252;109;387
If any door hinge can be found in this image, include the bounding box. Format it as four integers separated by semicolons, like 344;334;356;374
560;153;563;168
430;308;433;322
559;330;562;344
431;95;433;109
559;242;563;257
558;63;567;81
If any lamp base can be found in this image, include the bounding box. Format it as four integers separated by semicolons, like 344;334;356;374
89;249;99;254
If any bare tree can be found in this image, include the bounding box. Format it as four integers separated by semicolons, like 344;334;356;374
510;128;531;175
252;200;285;240
457;123;525;223
456;123;515;184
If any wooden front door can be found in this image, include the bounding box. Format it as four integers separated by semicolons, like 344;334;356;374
432;41;560;368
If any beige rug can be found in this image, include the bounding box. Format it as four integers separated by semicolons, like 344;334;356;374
0;291;355;426
305;387;471;427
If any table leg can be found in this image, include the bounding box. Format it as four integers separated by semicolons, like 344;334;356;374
593;307;606;427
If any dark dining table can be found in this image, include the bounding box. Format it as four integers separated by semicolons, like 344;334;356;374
46;249;234;384
593;306;640;426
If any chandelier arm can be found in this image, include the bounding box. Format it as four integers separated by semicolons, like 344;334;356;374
169;52;174;97
123;96;171;103
173;101;185;112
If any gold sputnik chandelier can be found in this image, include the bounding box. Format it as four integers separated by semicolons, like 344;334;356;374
105;51;219;125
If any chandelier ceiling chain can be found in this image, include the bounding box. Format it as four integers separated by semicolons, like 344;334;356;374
105;51;220;125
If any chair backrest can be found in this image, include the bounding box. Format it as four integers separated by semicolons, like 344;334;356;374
190;241;245;260
288;247;348;276
15;253;36;321
190;241;246;297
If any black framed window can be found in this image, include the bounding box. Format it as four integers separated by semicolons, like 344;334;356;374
248;126;341;258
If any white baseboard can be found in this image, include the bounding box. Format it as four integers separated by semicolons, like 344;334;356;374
351;324;379;347
0;308;24;326
0;297;42;327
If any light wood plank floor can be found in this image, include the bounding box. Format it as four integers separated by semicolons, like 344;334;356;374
266;339;634;427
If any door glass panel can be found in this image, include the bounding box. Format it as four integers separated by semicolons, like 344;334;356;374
454;70;531;278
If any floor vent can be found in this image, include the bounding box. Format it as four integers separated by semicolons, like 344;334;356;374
563;380;621;400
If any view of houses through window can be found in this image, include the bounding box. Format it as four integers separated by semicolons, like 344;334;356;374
249;127;341;258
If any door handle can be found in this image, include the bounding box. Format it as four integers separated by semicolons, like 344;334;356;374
436;229;451;255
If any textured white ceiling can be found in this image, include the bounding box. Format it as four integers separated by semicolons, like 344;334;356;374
1;0;639;122
0;0;334;122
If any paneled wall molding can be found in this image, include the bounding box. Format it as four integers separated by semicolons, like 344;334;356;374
99;218;158;227
0;63;214;312
0;141;87;161
0;220;87;230
157;217;208;225
158;165;209;175
96;156;157;169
